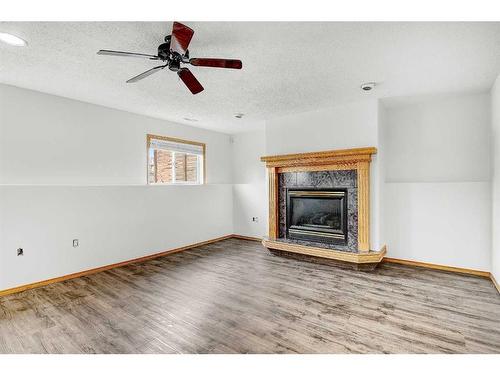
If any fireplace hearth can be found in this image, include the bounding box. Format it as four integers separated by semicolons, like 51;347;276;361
286;189;347;245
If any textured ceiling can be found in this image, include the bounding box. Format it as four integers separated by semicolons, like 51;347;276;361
1;22;499;133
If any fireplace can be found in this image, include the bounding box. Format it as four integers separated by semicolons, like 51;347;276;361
286;188;347;245
261;147;385;269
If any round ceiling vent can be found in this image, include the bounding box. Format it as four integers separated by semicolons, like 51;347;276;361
360;82;376;91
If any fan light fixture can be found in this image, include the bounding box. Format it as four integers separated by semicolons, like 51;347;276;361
0;32;27;47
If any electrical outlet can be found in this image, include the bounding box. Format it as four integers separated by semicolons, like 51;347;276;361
73;239;79;248
17;248;23;256
252;217;259;222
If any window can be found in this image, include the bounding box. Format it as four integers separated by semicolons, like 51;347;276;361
147;134;205;184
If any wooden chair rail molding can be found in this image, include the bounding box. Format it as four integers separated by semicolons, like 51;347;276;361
261;147;377;253
492;274;500;294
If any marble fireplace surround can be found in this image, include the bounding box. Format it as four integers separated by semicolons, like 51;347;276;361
278;170;358;252
260;147;386;267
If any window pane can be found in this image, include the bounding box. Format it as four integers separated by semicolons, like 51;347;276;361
156;150;173;183
174;152;186;182
147;135;204;185
186;154;198;182
148;148;156;183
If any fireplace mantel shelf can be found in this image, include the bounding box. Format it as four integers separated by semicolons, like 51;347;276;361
261;147;383;268
260;147;377;169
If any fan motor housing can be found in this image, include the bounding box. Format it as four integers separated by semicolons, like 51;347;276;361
157;42;170;60
169;57;181;72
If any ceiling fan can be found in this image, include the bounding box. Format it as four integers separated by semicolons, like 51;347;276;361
97;22;242;95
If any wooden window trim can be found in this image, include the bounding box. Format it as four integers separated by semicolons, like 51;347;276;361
147;134;206;185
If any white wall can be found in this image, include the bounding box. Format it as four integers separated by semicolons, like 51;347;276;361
231;129;267;238
265;99;383;250
0;84;232;185
384;93;491;183
377;102;388;253
491;76;500;282
384;182;491;270
0;84;233;290
0;185;233;290
382;92;492;271
265;100;379;155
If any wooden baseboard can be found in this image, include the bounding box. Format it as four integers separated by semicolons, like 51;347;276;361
382;257;490;278
231;234;261;242
491;274;500;294
0;234;235;298
3;235;497;298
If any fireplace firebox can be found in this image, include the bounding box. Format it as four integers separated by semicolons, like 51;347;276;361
286;188;348;245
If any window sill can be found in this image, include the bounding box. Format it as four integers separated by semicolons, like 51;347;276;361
148;182;204;186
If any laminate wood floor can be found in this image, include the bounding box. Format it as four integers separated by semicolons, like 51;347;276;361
0;238;499;354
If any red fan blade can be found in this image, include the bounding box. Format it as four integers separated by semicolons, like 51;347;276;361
170;22;194;55
177;68;204;94
190;58;242;69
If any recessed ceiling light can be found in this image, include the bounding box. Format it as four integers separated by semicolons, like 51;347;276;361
235;113;244;119
0;32;27;47
360;82;376;91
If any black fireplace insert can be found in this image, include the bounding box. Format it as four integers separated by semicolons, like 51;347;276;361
286;188;348;245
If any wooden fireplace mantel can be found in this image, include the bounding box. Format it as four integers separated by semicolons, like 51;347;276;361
261;147;377;254
260;147;377;169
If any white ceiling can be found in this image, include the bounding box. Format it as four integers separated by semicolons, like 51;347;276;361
1;22;499;134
